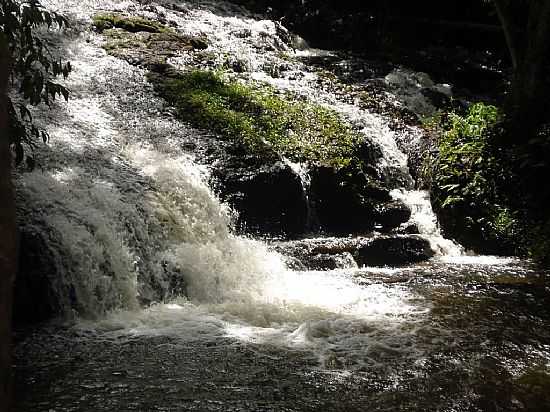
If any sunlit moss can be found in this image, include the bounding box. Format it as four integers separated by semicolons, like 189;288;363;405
150;69;363;167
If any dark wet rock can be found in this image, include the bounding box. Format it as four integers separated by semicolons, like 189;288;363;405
224;57;251;73
309;166;377;234
273;234;434;269
307;252;357;271
355;235;435;266
271;237;361;271
374;201;412;231
14;228;63;324
309;165;407;235
354;140;384;172
93;14;169;34
394;130;437;189
214;159;308;237
280;248;357;271
420;87;451;109
232;28;252;38
396;222;421;235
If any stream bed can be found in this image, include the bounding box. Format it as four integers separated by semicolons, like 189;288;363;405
15;257;550;411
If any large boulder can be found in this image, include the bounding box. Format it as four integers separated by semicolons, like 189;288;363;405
214;157;309;237
354;235;435;266
309;165;410;234
272;234;435;270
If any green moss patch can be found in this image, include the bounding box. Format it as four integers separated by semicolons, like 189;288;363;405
150;69;363;167
93;13;169;34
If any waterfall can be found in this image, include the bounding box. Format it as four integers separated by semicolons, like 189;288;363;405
16;0;460;369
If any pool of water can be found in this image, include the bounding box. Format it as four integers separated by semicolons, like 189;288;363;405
15;257;550;411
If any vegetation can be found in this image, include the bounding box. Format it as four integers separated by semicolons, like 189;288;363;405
1;0;71;166
428;103;521;253
428;102;550;262
151;69;363;167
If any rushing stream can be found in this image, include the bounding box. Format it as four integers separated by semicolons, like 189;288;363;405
13;0;550;411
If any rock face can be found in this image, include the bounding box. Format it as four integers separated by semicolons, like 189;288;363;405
92;11;410;240
214;157;309;237
309;165;410;235
13;229;62;324
272;235;436;270
213;161;412;238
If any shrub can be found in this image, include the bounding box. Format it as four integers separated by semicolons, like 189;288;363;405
430;102;524;253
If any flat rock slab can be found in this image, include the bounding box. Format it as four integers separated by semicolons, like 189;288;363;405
272;234;435;269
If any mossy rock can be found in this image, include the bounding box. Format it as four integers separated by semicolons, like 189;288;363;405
101;28;208;68
147;69;365;168
93;13;169;34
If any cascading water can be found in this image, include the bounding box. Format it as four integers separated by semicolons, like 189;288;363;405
15;0;437;359
14;1;550;411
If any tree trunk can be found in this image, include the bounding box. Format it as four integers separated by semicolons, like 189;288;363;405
0;35;16;412
511;0;550;134
494;0;521;70
495;0;550;139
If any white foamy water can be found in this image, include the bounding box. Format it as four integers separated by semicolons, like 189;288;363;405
81;267;431;370
19;0;464;369
391;189;463;256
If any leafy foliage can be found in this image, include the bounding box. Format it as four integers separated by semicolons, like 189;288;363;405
427;102;550;262
434;103;502;208
0;0;71;167
152;69;363;167
429;102;524;252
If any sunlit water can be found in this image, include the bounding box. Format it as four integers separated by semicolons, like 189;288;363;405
14;1;550;411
